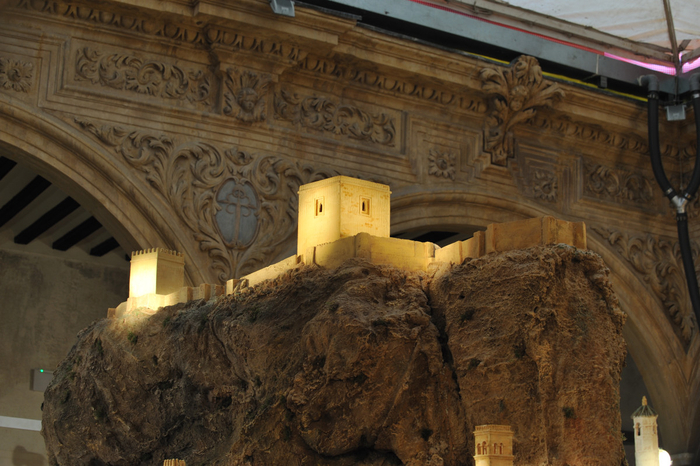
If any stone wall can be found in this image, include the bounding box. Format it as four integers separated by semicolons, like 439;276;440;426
0;248;128;465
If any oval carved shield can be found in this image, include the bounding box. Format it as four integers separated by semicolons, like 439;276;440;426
214;178;259;249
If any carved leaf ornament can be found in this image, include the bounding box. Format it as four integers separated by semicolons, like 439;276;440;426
74;118;335;282
594;227;697;343
274;89;396;146
480;56;564;165
75;47;213;105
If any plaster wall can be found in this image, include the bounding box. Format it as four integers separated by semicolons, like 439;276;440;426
0;248;128;466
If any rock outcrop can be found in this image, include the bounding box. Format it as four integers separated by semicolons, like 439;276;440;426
42;245;626;465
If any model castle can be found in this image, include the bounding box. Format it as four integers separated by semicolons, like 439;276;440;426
110;175;586;316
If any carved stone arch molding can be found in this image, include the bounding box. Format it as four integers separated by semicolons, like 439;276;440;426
392;189;700;455
0;95;207;286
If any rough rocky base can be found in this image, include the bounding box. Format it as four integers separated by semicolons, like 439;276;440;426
42;245;626;465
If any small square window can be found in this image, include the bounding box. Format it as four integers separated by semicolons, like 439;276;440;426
315;197;324;216
360;197;370;216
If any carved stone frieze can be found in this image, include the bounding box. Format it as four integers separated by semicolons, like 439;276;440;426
223;68;271;123
0;57;33;93
74;47;214;106
274;89;396;147
15;0;304;61
74;118;335;282
529;114;649;156
479;56;564;166
532;169;558;202
593;226;697;343
427;148;456;181
584;162;654;205
300;55;487;113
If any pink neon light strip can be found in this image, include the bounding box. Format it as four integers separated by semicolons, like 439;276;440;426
404;0;685;75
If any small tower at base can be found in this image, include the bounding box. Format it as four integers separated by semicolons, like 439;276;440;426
163;460;185;466
473;425;514;466
129;248;185;298
632;396;660;466
297;176;391;255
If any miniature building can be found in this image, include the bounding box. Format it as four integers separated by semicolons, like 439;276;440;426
632;396;660;466
163;460;185;466
297;176;391;256
129;248;185;298
473;425;514;466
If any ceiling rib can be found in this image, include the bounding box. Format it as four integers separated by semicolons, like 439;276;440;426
0;176;51;229
14;197;80;245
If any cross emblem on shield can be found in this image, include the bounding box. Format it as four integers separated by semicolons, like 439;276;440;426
215;179;259;248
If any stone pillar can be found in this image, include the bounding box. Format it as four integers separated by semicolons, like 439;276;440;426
632;396;659;466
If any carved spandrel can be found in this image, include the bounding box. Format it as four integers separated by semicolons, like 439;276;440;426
74;118;336;283
479;56;564;166
593;226;697;345
583;163;655;205
273;89;397;148
74;47;214;108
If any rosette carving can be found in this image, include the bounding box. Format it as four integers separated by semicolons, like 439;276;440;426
74;118;335;282
480;56;564;165
0;57;33;93
427;149;456;180
532;169;558;202
593;227;697;343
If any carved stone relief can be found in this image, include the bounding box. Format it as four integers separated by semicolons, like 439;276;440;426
274;89;397;147
74;47;214;107
223;68;271;123
532;169;558;202
300;55;487;113
584;163;655;205
74;118;335;282
15;0;304;61
427;148;456;181
479;56;564;166
593;226;697;344
0;57;33;93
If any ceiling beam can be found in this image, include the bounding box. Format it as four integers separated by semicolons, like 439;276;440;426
0;157;17;182
90;237;120;257
0;176;51;229
14;197;80;245
52;216;102;251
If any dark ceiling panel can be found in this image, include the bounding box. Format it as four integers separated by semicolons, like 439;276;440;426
0;176;51;229
14;197;80;245
52;216;102;251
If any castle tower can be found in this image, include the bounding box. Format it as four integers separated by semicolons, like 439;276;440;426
129;248;185;298
473;425;514;466
632;396;660;466
163;460;185;466
297;176;391;255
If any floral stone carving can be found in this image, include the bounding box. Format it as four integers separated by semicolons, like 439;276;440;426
274;89;396;146
75;47;213;106
584;163;654;204
0;57;33;93
223;68;271;122
74;118;335;282
480;56;564;166
532;169;558;202
427;149;456;180
593;226;697;343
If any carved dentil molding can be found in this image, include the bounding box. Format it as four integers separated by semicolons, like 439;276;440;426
273;89;396;147
223;68;271;123
74;118;336;282
479;56;565;166
75;47;214;106
593;226;697;344
0;57;33;93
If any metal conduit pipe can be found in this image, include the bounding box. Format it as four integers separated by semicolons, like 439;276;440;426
640;74;700;328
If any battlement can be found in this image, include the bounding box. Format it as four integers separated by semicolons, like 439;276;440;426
474;425;513;433
109;177;587;317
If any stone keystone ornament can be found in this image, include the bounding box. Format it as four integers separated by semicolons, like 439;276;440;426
215;178;259;249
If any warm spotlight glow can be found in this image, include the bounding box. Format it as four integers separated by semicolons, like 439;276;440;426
659;449;672;466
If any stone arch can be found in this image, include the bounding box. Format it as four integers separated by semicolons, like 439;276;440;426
0;96;206;286
391;188;695;454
